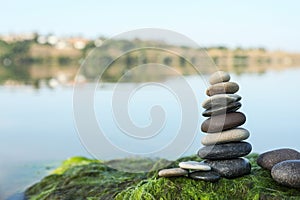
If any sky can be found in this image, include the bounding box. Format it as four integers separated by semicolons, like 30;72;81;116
1;0;300;52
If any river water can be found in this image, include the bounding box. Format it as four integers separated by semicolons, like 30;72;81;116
1;68;300;199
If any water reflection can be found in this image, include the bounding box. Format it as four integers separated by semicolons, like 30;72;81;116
1;38;300;88
1;68;300;199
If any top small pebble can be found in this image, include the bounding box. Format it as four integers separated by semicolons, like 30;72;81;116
209;71;230;85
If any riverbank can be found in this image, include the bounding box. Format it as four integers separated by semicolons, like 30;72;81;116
2;36;300;86
25;154;300;200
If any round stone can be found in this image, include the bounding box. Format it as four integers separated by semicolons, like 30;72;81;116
201;128;250;145
179;161;211;171
209;71;230;85
189;171;221;182
198;142;252;160
158;168;188;177
202;101;242;117
206;82;239;96
203;158;251;178
271;160;300;188
257;148;300;170
202;94;241;109
201;112;246;133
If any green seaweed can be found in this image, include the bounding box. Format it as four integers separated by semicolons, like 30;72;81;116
51;156;100;175
25;154;300;200
26;158;147;200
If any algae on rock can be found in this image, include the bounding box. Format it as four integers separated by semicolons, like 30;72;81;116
25;154;300;200
25;156;147;200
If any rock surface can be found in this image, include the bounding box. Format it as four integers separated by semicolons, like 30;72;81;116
209;71;230;85
204;158;251;178
201;112;246;133
202;94;241;109
198;142;252;159
206;82;239;96
158;168;188;177
201;128;250;145
25;154;300;200
179;161;211;171
202;101;242;117
271;160;300;189
189;171;220;182
257;148;300;170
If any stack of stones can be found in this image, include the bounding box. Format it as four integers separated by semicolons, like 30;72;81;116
198;71;252;178
158;71;252;181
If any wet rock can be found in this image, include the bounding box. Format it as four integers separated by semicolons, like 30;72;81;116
158;168;188;177
206;82;239;96
179;161;211;171
201;128;250;145
201;112;246;133
198;142;252;159
209;71;230;85
257;148;300;170
189;171;220;182
202;94;241;109
204;158;251;178
202;101;242;117
271;160;300;188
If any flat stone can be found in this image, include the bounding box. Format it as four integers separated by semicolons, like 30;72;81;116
158;168;188;177
209;71;230;85
202;101;242;117
198;142;252;159
271;160;300;188
201;128;250;145
179;161;211;171
202;94;241;109
201;112;246;133
206;82;239;96
257;148;300;170
189;171;221;182
203;158;251;178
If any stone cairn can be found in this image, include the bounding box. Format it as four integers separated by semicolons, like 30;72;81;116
158;71;252;182
198;71;252;178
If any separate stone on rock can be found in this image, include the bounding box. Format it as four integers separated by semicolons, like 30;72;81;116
209;71;230;85
206;82;239;96
158;168;188;177
201;128;250;145
198;142;252;160
179;161;211;171
257;148;300;170
204;158;251;178
201;112;246;133
202;101;242;117
189;171;221;182
271;160;300;189
202;94;241;109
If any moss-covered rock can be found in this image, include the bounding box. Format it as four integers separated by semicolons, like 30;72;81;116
25;156;147;200
25;154;300;200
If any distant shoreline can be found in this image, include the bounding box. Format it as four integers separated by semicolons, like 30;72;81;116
1;36;300;86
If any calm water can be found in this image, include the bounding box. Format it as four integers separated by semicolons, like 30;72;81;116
1;68;300;199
